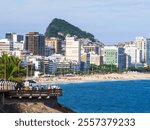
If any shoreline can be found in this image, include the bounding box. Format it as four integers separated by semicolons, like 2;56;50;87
35;73;150;84
56;78;150;84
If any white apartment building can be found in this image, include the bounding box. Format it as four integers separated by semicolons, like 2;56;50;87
124;44;142;65
89;51;101;66
13;42;24;51
0;39;13;52
6;32;17;42
135;36;147;63
5;32;24;43
65;36;81;63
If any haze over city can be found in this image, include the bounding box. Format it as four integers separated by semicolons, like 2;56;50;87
0;0;150;44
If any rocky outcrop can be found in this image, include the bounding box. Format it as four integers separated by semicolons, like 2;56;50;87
0;102;75;113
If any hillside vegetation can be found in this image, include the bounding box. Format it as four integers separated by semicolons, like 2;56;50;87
45;18;95;41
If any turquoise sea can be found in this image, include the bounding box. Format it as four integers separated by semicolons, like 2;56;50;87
58;80;150;113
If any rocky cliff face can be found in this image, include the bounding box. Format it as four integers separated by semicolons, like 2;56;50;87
0;102;75;113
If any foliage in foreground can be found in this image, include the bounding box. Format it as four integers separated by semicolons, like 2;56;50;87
0;53;26;81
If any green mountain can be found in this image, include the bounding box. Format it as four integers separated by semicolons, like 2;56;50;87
45;18;95;41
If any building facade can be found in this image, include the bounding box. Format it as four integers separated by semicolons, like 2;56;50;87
89;52;101;66
104;46;118;66
118;48;125;68
83;43;100;55
45;37;62;54
104;46;125;68
13;42;24;51
0;39;13;53
135;37;147;63
124;45;142;66
65;36;81;63
81;52;90;70
5;32;24;42
25;32;45;56
146;39;150;65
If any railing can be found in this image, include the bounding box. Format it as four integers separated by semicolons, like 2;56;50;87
0;81;17;91
0;81;62;99
8;89;62;99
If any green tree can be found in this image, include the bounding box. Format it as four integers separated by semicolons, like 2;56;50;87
0;53;26;81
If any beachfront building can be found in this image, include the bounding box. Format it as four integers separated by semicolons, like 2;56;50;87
65;35;81;64
124;54;131;69
57;60;71;69
124;44;142;66
81;52;90;71
135;37;147;64
25;32;45;56
104;46;117;66
55;59;80;74
0;39;13;53
100;47;104;64
146;39;150;65
71;61;80;73
89;51;101;66
48;60;57;74
103;46;125;68
118;47;125;68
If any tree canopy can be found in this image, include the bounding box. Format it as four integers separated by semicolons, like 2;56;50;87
0;53;26;81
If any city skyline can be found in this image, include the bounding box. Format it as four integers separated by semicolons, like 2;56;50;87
0;0;150;44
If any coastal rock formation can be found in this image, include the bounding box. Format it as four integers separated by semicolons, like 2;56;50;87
0;102;74;113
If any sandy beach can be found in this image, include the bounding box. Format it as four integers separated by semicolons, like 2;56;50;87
35;73;150;83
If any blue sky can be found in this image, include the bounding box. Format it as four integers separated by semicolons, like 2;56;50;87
0;0;150;44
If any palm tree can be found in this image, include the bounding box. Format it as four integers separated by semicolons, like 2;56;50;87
0;53;8;80
0;53;26;81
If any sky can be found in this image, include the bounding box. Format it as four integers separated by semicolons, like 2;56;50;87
0;0;150;44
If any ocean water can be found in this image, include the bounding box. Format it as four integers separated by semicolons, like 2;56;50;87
58;80;150;113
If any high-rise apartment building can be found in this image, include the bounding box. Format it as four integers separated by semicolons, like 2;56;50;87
124;44;142;66
45;37;62;54
81;52;90;70
25;32;45;56
5;32;24;42
0;39;13;52
146;39;150;65
104;46;125;68
89;51;101;66
135;37;147;63
125;54;131;69
65;36;81;63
